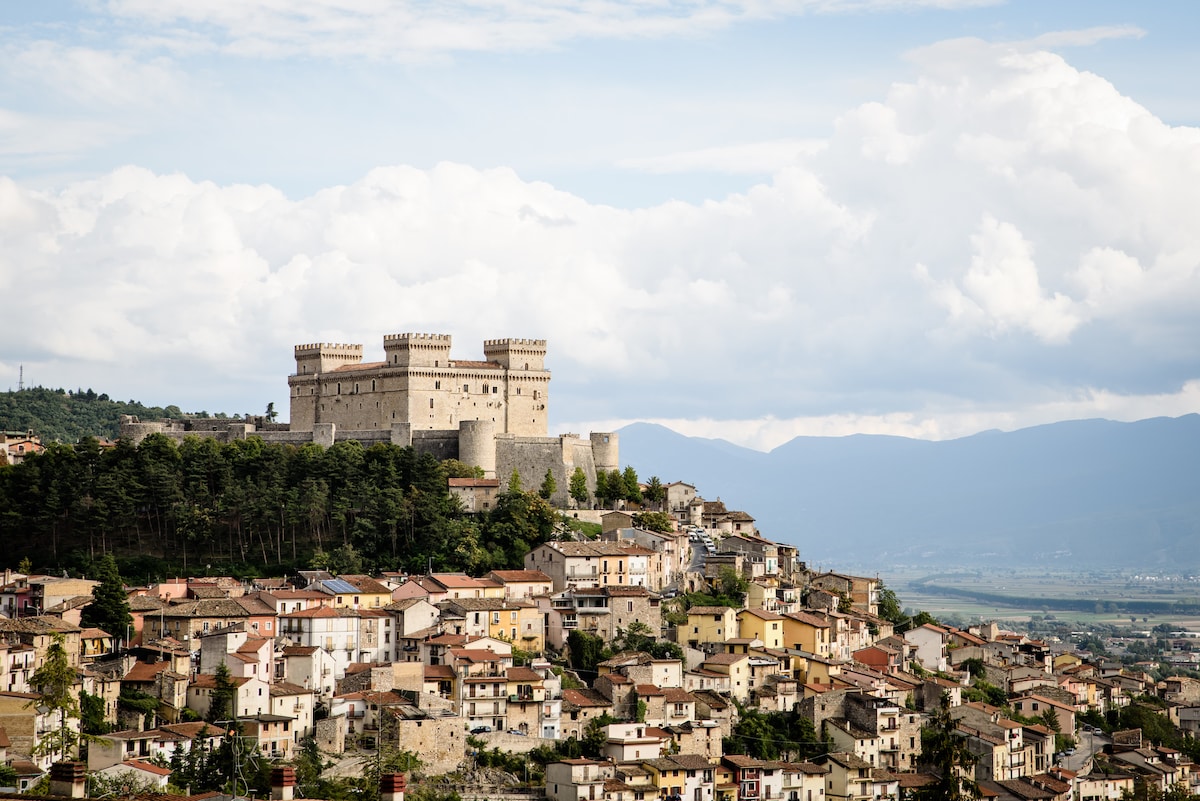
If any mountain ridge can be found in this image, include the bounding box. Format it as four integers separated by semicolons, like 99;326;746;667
617;415;1200;572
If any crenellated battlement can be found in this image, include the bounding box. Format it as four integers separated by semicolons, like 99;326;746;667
384;333;452;344
484;338;546;349
484;338;546;370
294;343;364;355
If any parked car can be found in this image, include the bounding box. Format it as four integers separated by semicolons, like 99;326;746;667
470;726;492;734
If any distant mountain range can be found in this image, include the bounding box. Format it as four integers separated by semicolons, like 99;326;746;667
617;415;1200;572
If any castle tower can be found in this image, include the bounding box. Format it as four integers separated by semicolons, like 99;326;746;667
293;342;363;376
590;432;619;474
458;419;497;477
483;338;546;371
383;333;453;368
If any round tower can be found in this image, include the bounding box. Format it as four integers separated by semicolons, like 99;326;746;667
590;432;619;474
459;419;497;477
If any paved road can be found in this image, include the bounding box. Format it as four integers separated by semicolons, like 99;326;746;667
1062;729;1108;773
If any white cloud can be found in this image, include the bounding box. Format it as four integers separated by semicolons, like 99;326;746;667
562;380;1200;451
95;0;1001;60
1026;25;1146;49
618;139;826;175
1;36;1198;439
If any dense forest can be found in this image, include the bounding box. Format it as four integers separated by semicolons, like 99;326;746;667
0;433;561;581
0;385;233;443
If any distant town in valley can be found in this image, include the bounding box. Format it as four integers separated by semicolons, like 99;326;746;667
3;333;1200;801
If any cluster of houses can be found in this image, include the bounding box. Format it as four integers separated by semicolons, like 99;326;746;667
0;481;1198;801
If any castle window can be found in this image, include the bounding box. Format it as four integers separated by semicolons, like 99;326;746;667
354;383;359;394
430;399;434;409
463;384;470;392
371;380;376;391
337;383;341;395
435;381;441;389
534;390;540;399
516;388;521;395
492;386;498;394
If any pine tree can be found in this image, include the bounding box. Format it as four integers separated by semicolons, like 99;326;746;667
915;702;981;801
622;466;642;504
569;467;589;508
644;476;665;509
81;553;133;643
538;469;557;501
208;661;237;723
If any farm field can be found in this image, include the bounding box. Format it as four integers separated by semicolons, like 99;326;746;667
881;567;1200;630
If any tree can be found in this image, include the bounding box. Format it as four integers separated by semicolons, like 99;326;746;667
207;661;237;723
593;470;609;508
632;511;673;534
539;469;557;501
607;469;624;506
80;688;111;735
442;459;485;479
716;566;749;606
568;467;589;508
80;553;133;643
877;582;905;625
29;632;80;762
507;469;523;494
644;476;665;509
915;702;980;801
265;402;279;422
567;630;609;677
621;466;642;504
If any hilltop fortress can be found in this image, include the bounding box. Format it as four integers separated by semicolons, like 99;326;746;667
120;333;618;506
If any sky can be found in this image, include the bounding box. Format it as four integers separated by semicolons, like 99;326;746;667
2;1;1199;452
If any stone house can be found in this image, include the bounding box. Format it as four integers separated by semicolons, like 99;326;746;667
487;569;555;600
701;653;751;703
544;586;662;650
449;477;502;512
547;758;614;801
186;673;271;720
562;688;614;739
526;541;664;592
903;624;949;673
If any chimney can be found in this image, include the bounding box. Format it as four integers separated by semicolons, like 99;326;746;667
380;773;407;801
49;762;87;798
271;766;296;801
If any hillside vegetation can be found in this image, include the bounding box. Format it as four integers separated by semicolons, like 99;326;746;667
0;386;214;442
0;434;558;580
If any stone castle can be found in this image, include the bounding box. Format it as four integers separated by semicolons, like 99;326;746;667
120;333;617;507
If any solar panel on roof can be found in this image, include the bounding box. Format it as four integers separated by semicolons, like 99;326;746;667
323;579;358;594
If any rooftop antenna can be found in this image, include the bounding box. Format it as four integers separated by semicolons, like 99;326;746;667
18;365;23;392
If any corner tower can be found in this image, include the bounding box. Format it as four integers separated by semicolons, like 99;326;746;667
485;338;550;437
289;343;364;430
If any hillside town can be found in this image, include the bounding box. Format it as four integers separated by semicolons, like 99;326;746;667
2;478;1200;801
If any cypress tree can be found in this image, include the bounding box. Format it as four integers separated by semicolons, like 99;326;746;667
81;554;133;643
